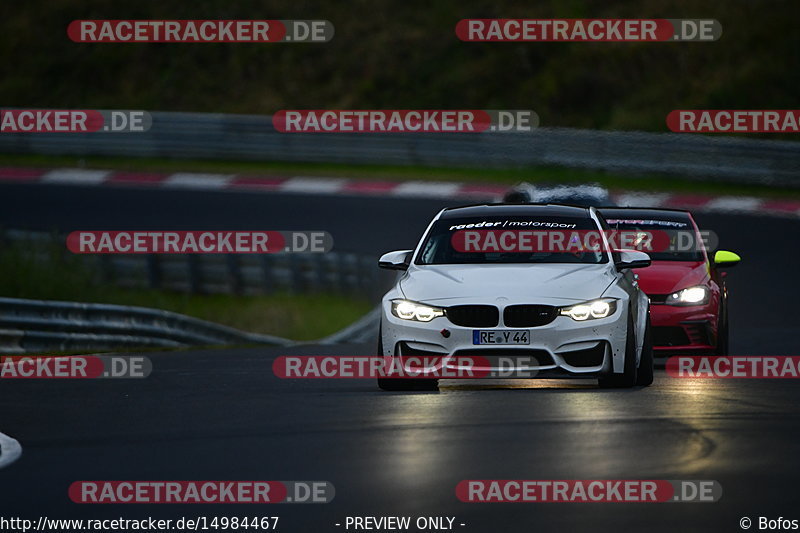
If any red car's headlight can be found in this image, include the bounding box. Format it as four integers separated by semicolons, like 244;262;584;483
665;286;709;306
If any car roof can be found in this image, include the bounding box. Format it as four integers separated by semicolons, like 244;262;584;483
517;183;609;197
441;203;592;219
598;207;694;222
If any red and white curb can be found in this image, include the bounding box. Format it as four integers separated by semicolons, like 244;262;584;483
0;431;22;469
2;166;799;218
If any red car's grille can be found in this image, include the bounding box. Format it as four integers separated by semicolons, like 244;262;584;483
652;326;690;346
653;323;712;347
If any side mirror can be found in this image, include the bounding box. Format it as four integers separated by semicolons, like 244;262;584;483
378;250;413;271
615;250;651;270
714;250;741;268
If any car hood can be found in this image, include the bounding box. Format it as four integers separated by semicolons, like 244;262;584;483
636;261;709;294
399;263;616;305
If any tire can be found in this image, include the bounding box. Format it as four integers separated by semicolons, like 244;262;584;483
715;300;729;356
376;327;438;392
599;312;638;388
636;315;654;386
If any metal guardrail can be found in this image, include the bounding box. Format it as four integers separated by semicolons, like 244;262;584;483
318;307;380;346
4;230;385;299
0;230;390;353
0;296;294;354
1;112;799;186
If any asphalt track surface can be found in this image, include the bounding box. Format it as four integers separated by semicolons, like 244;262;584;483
1;182;799;532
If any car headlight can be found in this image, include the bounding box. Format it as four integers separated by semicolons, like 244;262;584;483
666;286;709;306
391;299;445;322
560;298;617;321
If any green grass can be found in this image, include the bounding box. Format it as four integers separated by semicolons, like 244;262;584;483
0;240;372;341
2;152;799;200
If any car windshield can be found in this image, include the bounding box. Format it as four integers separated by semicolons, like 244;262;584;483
416;215;608;265
602;217;704;261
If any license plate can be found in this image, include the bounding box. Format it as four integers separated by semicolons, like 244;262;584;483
472;330;530;345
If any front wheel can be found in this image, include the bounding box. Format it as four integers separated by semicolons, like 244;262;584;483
715;300;729;356
599;313;638;388
636;315;654;386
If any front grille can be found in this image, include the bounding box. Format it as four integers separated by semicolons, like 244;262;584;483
648;294;668;304
652;326;690;347
453;348;554;366
503;305;558;327
561;343;606;367
446;305;499;327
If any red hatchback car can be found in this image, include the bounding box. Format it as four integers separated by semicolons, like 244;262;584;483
600;208;740;356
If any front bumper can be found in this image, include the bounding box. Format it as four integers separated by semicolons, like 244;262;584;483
380;299;629;377
650;303;717;355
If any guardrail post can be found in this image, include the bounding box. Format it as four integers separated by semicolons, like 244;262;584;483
361;256;378;300
146;254;162;289
357;256;372;299
289;254;304;292
343;253;356;293
99;255;115;284
309;254;323;292
227;254;243;294
319;253;334;292
260;254;273;293
188;255;204;293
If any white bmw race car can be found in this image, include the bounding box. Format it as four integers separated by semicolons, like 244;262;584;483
377;203;653;391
